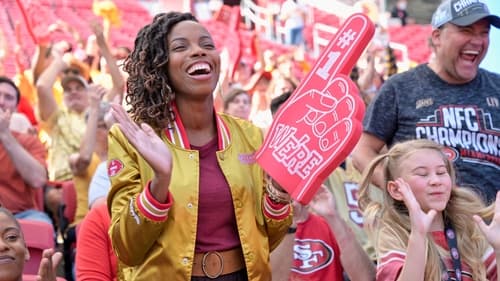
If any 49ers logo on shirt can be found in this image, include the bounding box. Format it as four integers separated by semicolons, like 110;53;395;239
108;159;124;177
292;239;334;274
442;146;459;162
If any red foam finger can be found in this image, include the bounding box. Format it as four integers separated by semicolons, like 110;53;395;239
256;13;374;204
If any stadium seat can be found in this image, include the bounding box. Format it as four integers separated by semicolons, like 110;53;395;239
59;180;77;229
57;180;77;281
18;219;55;275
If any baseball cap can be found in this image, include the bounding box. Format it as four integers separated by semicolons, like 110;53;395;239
431;0;500;29
68;58;90;81
61;74;88;91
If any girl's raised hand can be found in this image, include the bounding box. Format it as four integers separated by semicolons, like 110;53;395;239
395;178;437;235
474;191;500;252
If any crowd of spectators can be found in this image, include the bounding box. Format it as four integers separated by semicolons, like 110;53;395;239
0;1;412;280
1;0;499;281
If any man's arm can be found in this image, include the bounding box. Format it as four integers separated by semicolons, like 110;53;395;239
35;49;68;121
325;211;375;281
68;85;107;176
310;186;376;281
90;21;124;104
351;132;386;188
0;110;47;188
270;230;294;281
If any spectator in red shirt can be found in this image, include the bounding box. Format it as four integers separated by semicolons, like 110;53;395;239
0;76;51;224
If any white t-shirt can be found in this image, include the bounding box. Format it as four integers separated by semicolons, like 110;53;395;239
88;161;111;208
280;0;306;29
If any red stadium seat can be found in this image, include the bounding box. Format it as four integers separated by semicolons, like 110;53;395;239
60;180;77;226
18;219;55;275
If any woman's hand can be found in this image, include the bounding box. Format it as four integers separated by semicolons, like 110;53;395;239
110;103;172;180
36;248;62;281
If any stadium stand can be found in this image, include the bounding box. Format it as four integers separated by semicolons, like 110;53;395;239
1;0;434;78
1;0;152;78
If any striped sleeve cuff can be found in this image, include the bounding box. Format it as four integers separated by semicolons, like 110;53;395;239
263;194;291;220
136;181;173;222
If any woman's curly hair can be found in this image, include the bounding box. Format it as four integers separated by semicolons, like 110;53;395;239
123;12;198;130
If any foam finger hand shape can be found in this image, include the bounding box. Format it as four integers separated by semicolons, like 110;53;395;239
256;13;374;204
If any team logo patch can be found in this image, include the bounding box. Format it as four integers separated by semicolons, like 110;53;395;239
238;153;256;164
442;146;459;162
292;239;334;274
108;159;124;177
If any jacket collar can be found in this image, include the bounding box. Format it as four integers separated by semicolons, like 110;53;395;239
164;103;231;150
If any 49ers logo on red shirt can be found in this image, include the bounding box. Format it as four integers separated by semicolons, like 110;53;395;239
292;239;334;274
108;159;124;177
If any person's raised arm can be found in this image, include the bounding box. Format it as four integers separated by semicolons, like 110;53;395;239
31;21;64;84
35;49;69;121
32;43;52;85
69;84;107;176
110;103;172;202
107;103;176;266
357;53;377;102
352;132;386;188
310;186;376;281
90;20;124;104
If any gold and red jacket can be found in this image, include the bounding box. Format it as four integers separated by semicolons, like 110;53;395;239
107;112;292;281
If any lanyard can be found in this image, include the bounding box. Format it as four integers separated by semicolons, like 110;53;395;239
441;219;462;281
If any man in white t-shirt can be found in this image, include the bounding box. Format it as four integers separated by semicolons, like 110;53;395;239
279;0;307;46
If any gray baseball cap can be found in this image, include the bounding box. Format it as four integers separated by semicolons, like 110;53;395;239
431;0;500;29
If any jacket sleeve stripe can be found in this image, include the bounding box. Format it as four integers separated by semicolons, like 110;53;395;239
263;195;291;220
136;181;173;222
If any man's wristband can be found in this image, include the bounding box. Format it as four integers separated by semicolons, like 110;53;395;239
287;226;297;234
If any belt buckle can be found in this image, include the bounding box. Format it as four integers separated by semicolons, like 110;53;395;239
202;251;224;279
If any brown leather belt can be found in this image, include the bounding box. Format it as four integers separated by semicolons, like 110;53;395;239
192;248;245;278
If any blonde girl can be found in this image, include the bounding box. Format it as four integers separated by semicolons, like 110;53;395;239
358;139;500;281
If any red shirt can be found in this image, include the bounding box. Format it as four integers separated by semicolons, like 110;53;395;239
76;203;118;280
377;231;497;281
17;96;38;126
290;213;344;281
0;132;46;213
193;137;240;252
